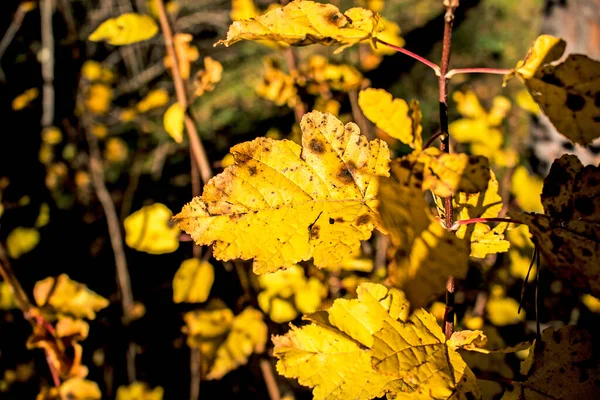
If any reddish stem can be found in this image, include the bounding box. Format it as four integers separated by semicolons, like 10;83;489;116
445;67;512;79
456;217;522;227
423;130;444;149
375;38;441;75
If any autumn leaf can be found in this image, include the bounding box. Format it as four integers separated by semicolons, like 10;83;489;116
454;171;510;258
508;34;600;145
85;83;113;114
511;154;600;296
371;17;405;55
104;137;128;163
116;382;164;400
215;1;383;52
231;0;260;21
124;203;180;254
358;88;422;149
88;13;158;46
163;103;185;143
174;111;390;274
12;88;38;110
511;166;543;213
256;57;299;107
57;378;102;400
503;325;600;399
485;285;524;326
164;33;199;80
379;160;469;308
300;55;364;93
274;282;481;400
136;89;169;112
0;282;18;310
194;57;223;97
6;227;40;259
172;259;214;303
33;274;109;319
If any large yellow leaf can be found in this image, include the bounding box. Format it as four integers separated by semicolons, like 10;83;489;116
372;311;481;399
379;160;469;307
503;326;600;399
511;154;600;296
215;1;383;51
124;203;180;254
116;382;163;400
454;171;510;258
509;35;600;145
33;274;109;319
172;259;214;303
274;282;481;400
163;103;184;144
6;227;40;259
88;13;158;46
358;88;421;149
174;111;390;274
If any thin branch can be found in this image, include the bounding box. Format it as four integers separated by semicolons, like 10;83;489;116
445;67;512;79
349;88;373;140
423;130;444;149
260;358;281;400
189;347;201;400
0;3;31;82
41;0;55;127
155;0;213;185
374;38;441;76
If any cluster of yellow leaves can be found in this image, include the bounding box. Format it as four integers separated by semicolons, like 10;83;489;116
172;259;214;303
300;55;364;93
216;1;384;53
36;377;101;400
194;57;223;97
257;265;327;323
81;61;115;83
116;382;163;400
448;90;517;167
507;34;600;145
175;111;390;274
124;203;180;254
164;33;199;80
256;58;299;107
510;154;600;296
273;282;484;399
184;304;267;379
88;13;158;46
12;88;38;110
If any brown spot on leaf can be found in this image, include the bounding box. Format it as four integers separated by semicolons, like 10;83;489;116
541;74;563;86
309;138;325;154
310;224;320;239
356;214;371;226
566;93;586;112
328;218;335;225
335;217;344;223
248;166;257;176
337;166;354;184
327;11;342;25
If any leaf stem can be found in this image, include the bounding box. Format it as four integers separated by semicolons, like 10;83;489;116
445;67;511;79
374;38;441;76
260;358;281;400
455;217;523;227
423;130;444;149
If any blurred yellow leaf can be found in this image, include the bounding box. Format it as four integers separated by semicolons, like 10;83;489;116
60;378;101;400
34;274;109;319
358;88;421;149
104;137;128;163
136;89;169;112
486;285;524;326
6;227;39;259
184;306;234;345
301;55;363;93
90;124;108;139
173;259;214;303
119;108;137;122
0;282;18;310
175;111;389;274
510;34;600;145
371;17;404;55
231;0;260;20
35;203;50;228
85;84;113;114
511;166;543;213
164;33;199;80
581;294;600;313
220;153;234;168
12;88;38;110
41;127;62;145
194;57;223;97
512;155;600;296
256;58;298;107
268;298;298;323
516;89;540;114
216;1;383;52
379;160;469;308
116;382;163;400
163;103;185;144
89;13;158;46
124;203;180;254
81;61;114;83
313;97;341;116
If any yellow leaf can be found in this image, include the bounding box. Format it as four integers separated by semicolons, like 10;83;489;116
512;155;600;296
59;378;102;400
453;90;487;120
164;33;199;80
516;89;540;114
379;160;469;308
172;259;214;303
194;57;223;97
295;277;326;314
136;89;169;112
220;153;235;168
510;166;543;213
511;35;600;145
12;88;38;110
174;111;390;274
33;274;109;319
371;17;404;55
505;326;600;399
119;108;137;122
358;88;421;149
0;282;18;310
269;298;298;323
81;61;114;83
454;171;510;258
35;203;50;228
206;307;267;379
313;97;341;116
163;103;185;144
41;127;62;145
215;1;383;51
485;285;524;326
323;255;373;272
104;137;128;163
90;124;108;139
116;382;164;400
487;96;511;127
184;306;234;344
85;84;113;114
89;13;158;46
124;203;180;254
508;249;536;281
301;55;363;93
231;0;260;21
256;57;298;107
581;294;600;313
6;227;40;259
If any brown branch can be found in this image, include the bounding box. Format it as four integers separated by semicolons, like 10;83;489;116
189;347;201;400
260;358;281;400
40;0;55;128
282;47;306;124
439;1;457;341
349;88;374;140
155;0;213;185
0;3;31;82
